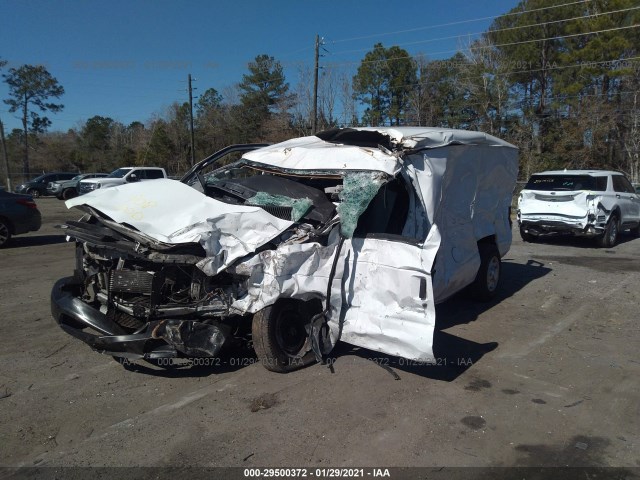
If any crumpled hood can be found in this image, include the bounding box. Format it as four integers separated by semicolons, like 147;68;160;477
66;179;294;275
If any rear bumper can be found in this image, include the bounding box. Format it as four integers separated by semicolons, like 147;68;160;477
51;277;228;359
13;211;42;235
519;219;602;237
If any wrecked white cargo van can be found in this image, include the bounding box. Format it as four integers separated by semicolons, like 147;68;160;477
51;127;518;372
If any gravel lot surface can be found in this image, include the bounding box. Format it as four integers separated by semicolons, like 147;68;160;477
0;197;638;470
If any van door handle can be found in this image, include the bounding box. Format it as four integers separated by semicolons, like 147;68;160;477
419;277;427;300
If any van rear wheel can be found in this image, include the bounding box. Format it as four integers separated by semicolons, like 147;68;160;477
469;244;501;302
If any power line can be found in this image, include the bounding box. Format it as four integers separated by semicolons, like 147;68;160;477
326;0;593;45
325;24;640;69
327;5;640;57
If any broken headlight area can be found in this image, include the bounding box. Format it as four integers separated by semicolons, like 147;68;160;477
52;220;256;360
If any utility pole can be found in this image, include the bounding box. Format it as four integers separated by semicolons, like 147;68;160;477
312;34;320;135
0;117;10;191
188;74;196;166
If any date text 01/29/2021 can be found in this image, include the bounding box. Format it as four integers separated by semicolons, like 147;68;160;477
243;468;391;477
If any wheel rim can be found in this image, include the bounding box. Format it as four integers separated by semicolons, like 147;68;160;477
486;256;500;292
28;189;40;198
609;221;618;244
274;304;307;356
0;222;8;245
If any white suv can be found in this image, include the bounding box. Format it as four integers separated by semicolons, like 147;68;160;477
518;170;640;247
78;167;167;195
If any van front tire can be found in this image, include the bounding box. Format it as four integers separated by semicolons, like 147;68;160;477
252;299;319;373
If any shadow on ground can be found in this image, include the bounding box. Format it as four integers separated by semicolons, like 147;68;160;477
7;234;67;248
523;231;638;249
436;259;552;329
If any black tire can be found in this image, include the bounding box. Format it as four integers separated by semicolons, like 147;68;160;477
469;243;501;302
596;214;619;248
61;188;77;200
26;188;40;198
0;218;12;248
519;225;536;243
252;299;319;373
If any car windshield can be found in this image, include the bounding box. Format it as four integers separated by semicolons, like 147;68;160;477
107;168;132;179
71;175;83;181
525;175;599;191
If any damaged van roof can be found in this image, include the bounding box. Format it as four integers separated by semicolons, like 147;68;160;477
349;127;518;149
243;127;517;175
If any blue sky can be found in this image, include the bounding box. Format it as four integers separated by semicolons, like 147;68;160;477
1;0;518;133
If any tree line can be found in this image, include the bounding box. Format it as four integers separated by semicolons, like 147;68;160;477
2;0;639;186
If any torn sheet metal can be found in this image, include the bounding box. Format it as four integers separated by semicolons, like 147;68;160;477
243;127;515;176
231;232;439;361
243;135;402;175
66;179;294;275
353;126;517;149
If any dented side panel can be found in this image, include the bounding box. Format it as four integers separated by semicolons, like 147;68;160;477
231;234;438;362
407;145;518;302
339;237;436;361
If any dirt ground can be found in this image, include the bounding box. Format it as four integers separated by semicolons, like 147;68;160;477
0;197;638;471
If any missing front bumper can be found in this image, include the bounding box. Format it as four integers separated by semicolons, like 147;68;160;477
50;277;228;359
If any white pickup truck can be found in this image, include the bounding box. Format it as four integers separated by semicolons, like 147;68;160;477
78;167;167;195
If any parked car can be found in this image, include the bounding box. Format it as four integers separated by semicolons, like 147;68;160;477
0;190;42;247
78;167;167;195
518;170;640;247
47;173;108;200
14;172;77;198
51;128;518;372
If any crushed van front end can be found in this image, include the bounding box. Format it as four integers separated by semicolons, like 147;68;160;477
50;221;249;360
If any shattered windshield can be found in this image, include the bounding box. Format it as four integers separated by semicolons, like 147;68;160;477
199;161;388;235
107;168;132;179
200;162;341;225
525;175;605;192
